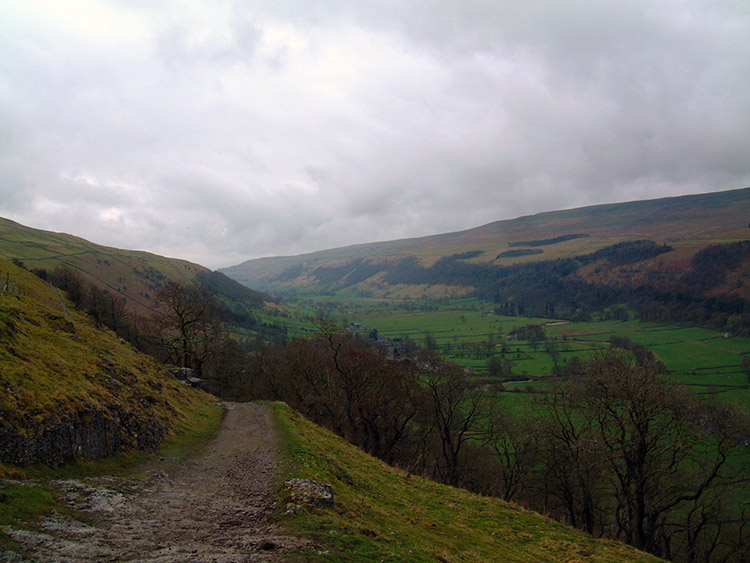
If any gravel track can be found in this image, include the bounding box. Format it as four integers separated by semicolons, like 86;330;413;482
3;402;309;562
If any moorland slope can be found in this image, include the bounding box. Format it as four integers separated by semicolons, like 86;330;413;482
222;187;750;300
0;217;267;317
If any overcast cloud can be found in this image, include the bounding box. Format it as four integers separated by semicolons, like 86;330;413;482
1;1;749;268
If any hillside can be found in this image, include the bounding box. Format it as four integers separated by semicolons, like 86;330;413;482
222;187;750;300
0;217;268;317
270;402;658;562
0;258;217;466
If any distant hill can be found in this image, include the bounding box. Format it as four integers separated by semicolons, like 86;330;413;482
0;217;271;332
222;187;750;302
0;258;215;466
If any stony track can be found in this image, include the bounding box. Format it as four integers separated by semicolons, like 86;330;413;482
3;402;308;562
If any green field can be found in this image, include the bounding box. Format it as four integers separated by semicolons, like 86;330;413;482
283;296;750;408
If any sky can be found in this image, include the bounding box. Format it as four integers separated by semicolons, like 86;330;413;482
1;1;749;269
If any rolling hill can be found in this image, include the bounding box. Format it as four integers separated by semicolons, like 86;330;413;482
0;217;284;346
0;217;268;316
221;187;750;301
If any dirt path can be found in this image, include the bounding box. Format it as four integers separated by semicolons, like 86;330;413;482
5;402;309;562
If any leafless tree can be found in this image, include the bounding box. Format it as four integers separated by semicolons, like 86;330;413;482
535;386;606;535
542;351;749;560
153;281;223;376
420;358;493;487
485;410;537;503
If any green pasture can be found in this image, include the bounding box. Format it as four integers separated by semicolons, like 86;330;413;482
277;296;750;409
300;297;750;402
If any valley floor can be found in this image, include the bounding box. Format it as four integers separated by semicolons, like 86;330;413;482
3;402;308;562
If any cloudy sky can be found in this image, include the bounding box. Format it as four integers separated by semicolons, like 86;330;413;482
1;1;749;269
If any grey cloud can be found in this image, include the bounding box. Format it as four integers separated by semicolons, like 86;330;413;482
0;1;748;269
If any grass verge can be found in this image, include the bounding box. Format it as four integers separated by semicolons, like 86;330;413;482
268;401;660;562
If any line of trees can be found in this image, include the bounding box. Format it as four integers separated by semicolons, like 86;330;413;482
244;327;748;562
532;355;747;559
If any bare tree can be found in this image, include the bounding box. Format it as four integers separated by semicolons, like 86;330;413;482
153;281;223;376
420;359;492;487
485;410;537;503
535;386;605;535
554;351;748;560
264;324;423;465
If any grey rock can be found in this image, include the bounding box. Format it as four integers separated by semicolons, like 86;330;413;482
284;479;334;508
0;405;165;466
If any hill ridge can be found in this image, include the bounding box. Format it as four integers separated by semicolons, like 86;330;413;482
0;217;271;337
222;187;750;268
220;187;750;299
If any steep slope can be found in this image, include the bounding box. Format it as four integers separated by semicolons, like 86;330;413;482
0;217;268;316
270;402;658;562
222;187;750;298
0;258;216;466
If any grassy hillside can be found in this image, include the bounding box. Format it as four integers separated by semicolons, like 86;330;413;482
0;258;219;466
0;217;268;317
222;187;750;299
270;402;659;562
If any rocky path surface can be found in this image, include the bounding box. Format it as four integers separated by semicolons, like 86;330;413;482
4;402;309;562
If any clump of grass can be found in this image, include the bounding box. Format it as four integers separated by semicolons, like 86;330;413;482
269;402;659;562
0;482;63;552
